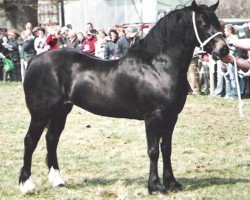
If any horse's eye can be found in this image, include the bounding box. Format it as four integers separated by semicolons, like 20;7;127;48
201;21;209;29
200;15;210;29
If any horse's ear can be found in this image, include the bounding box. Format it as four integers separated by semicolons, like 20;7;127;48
191;0;201;13
209;0;219;11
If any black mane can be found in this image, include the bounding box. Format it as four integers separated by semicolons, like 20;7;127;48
128;3;212;60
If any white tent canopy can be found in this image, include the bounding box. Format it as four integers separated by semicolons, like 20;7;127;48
62;0;191;32
157;0;191;12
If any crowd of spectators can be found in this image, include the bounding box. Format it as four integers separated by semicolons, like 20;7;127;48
0;22;141;82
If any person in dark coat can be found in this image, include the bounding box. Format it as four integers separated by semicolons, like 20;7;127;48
103;29;119;59
116;26;130;58
8;29;21;81
21;30;36;79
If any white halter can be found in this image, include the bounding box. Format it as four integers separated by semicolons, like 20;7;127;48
192;11;223;51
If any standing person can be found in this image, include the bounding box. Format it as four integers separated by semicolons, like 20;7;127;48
81;31;97;55
223;24;238;99
198;52;210;95
65;30;79;49
213;60;227;97
18;22;35;83
95;29;107;59
2;34;14;81
75;32;85;51
104;29;119;60
0;28;9;55
22;30;36;76
222;38;250;98
116;26;130;58
214;24;238;99
25;22;33;32
187;48;201;95
32;27;40;38
34;28;50;55
125;26;140;47
8;29;21;81
58;26;69;48
0;28;10;81
86;22;97;35
243;22;250;38
18;30;26;82
45;27;61;51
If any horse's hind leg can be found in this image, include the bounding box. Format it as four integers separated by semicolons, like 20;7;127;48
46;103;73;187
19;117;48;194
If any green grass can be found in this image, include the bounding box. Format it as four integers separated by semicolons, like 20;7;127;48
0;82;249;199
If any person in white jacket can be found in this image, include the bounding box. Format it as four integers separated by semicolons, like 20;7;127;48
34;27;50;55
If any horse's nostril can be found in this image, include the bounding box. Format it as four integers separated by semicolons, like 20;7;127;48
220;45;229;56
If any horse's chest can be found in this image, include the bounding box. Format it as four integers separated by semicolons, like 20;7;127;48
139;66;188;103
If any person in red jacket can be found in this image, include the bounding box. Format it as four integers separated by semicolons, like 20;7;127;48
46;28;62;51
81;31;97;55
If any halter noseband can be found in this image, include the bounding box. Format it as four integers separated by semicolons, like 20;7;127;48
192;11;223;51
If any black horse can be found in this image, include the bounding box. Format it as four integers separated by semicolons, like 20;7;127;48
19;0;229;194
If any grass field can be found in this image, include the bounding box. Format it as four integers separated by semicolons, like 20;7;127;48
0;82;249;200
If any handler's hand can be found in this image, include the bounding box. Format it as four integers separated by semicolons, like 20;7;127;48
221;55;233;64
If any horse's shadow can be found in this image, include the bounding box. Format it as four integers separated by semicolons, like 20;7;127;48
66;176;249;191
178;177;249;191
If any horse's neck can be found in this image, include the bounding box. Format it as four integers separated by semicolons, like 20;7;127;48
161;15;196;70
142;10;196;61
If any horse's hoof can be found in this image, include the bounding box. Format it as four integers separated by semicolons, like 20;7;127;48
148;184;166;195
20;177;35;194
165;181;182;191
48;167;65;187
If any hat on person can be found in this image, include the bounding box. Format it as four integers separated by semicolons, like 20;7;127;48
86;31;93;36
10;29;20;36
126;27;138;38
60;26;69;34
32;26;40;33
66;24;72;30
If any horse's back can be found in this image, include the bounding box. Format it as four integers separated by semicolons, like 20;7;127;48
23;49;119;117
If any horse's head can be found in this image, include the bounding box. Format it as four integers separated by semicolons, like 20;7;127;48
191;0;229;59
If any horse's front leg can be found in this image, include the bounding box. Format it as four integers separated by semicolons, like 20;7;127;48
145;115;166;194
161;115;182;191
46;103;73;187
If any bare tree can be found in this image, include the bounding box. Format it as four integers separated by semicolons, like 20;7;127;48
0;0;38;29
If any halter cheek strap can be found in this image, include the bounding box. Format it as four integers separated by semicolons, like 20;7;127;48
192;11;223;51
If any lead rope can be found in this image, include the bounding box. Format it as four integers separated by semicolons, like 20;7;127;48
232;56;244;117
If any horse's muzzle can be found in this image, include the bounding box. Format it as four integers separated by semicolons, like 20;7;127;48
212;45;230;60
220;45;230;56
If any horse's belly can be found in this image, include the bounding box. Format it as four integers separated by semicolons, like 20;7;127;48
71;90;142;120
76;101;143;120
